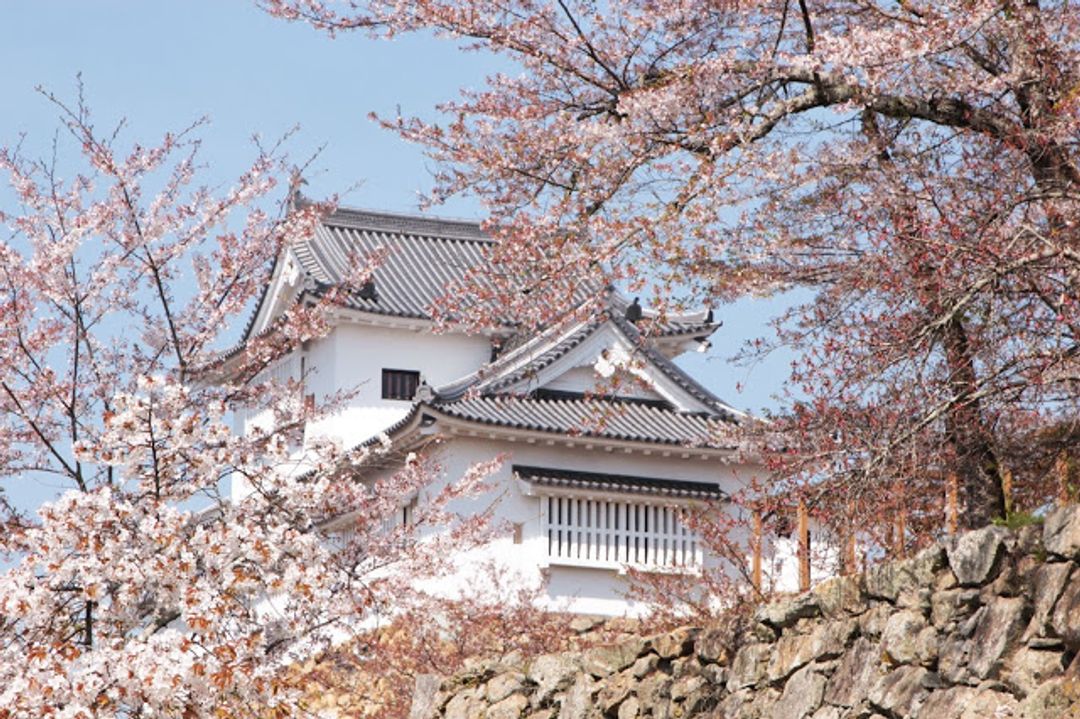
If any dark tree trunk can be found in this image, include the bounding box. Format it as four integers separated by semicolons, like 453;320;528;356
942;317;1005;528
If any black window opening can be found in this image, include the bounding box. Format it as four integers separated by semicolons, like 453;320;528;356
382;369;421;400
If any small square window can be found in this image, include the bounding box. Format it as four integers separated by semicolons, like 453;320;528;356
382;369;420;400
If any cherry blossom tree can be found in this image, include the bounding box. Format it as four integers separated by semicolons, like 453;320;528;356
267;0;1080;534
0;91;509;718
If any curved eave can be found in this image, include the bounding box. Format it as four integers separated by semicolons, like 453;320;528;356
607;312;747;423
418;405;740;458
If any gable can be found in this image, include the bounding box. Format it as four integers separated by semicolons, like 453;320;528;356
472;320;731;415
537;366;669;404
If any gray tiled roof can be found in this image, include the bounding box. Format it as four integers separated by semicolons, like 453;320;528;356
435;309;740;423
514;465;725;499
280;206;723;332
435;318;598;401
433;395;731;447
609;313;740;421
292;208;494;320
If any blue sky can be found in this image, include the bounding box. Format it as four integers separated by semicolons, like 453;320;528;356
0;2;792;512
0;1;497;214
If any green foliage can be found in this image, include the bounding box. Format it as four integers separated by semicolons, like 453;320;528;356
992;511;1045;530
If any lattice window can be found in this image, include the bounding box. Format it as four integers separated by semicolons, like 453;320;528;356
542;496;702;570
381;369;420;400
260;353;301;387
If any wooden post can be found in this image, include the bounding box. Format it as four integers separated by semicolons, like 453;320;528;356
893;512;906;558
946;472;959;535
752;510;763;593
797;500;810;592
1057;452;1071;505
844;500;857;575
1001;465;1013;515
845;532;857;576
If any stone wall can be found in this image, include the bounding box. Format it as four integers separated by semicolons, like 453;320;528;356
410;505;1080;718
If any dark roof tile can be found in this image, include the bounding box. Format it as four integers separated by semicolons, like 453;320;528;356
292;210;493;320
514;464;725;500
432;395;731;447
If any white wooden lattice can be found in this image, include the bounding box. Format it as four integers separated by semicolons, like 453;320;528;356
261;353;301;387
542;495;702;570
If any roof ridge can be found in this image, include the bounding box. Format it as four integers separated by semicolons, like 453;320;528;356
322;205;492;243
607;311;745;423
447;393;714;415
434;318;598;401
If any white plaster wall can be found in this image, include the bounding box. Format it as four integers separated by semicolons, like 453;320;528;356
230;322;489;500
755;519;840;594
308;324;491;448
404;436;765;617
542;367;667;403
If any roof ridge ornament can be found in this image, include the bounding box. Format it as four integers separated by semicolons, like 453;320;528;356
624;297;643;324
414;379;435;403
287;172;309;213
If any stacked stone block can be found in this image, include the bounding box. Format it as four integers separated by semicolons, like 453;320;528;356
412;505;1080;718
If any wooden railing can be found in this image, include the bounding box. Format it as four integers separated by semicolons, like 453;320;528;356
751;450;1077;597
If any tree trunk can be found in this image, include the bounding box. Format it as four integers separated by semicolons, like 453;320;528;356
942;317;1005;528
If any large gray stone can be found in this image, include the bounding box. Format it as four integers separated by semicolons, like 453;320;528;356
756;593;821;629
938;632;973;685
812;575;867;618
865;545;947;603
485;693;529;719
968;595;1030;679
596;671;635;714
727;642;771;691
916;625;941;667
914;686;978;718
880;610;929;666
635;671;671;708
444;689;486;719
1006;647;1066;698
527;653;582;705
629;654;657;679
1043;505;1080;559
742;687;781;719
1050;569;1080;650
670;673;706;701
858;603;894;639
584;637;645;677
930;587;982;632
809;707;842;719
410;674;445;719
671;655;701;679
651;627;698;659
946;525;1010;586
617;696;639;719
868;666;930;717
557;673;596;719
696;627;731;664
823;637;883;708
1019;678;1078;718
772;665;827;719
1022;562;1072;642
767;619;857;681
672;673;716;715
957;688;1021;719
486;672;527;703
716;689;755;719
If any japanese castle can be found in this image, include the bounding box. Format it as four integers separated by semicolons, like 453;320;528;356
226;206;805;616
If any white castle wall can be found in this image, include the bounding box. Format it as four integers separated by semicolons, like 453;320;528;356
405;436;773;616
